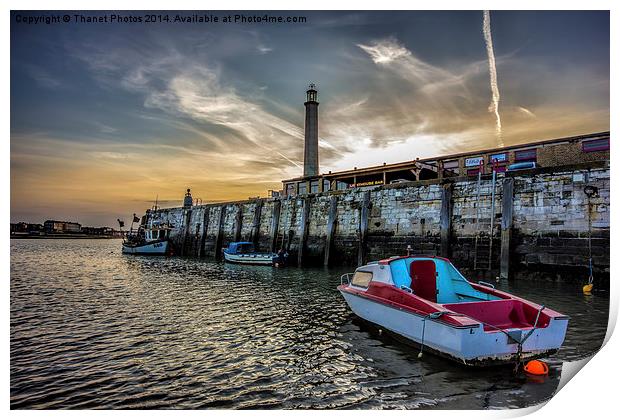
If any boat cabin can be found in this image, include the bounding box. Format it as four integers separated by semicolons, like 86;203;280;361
224;242;256;255
144;225;170;242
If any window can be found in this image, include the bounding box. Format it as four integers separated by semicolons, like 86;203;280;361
443;160;459;169
323;180;331;192
582;138;610;152
514;149;537;162
286;184;296;197
298;182;307;195
336;181;348;191
310;180;319;194
351;271;373;288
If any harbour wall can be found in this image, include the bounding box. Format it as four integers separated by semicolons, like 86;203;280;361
146;162;610;279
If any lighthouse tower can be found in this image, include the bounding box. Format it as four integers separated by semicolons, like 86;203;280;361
303;84;319;177
183;188;193;208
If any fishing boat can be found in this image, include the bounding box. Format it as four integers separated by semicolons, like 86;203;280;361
223;242;280;266
338;255;569;366
122;221;172;255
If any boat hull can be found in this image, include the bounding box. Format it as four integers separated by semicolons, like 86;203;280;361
122;240;169;255
339;288;568;366
223;252;275;266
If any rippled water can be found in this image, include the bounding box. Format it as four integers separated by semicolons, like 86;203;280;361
10;239;609;409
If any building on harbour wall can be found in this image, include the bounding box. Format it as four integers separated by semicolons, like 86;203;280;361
282;86;609;196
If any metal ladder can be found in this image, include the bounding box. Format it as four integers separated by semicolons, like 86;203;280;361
473;162;498;271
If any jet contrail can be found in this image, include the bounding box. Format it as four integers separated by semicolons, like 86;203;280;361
483;10;503;147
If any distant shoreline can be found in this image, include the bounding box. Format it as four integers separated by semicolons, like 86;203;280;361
10;234;122;240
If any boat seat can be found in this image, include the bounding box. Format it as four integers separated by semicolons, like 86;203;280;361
443;299;546;330
389;257;499;304
410;260;437;302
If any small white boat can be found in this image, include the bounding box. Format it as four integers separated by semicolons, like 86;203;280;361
122;222;171;256
223;242;278;266
338;255;569;366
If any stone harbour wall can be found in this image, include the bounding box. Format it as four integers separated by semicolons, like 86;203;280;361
145;162;610;279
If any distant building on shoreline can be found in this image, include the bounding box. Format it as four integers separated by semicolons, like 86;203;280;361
44;220;81;233
11;220;122;238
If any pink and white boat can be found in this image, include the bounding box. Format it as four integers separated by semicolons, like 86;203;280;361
338;256;569;366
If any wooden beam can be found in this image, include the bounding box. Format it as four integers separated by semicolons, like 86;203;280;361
214;205;227;261
440;183;453;258
324;195;338;266
180;208;192;256
199;207;210;257
357;191;371;266
234;205;243;242
270;200;281;252
500;178;514;280
297;198;311;267
250;201;263;247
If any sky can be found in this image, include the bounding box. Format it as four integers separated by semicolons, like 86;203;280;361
10;10;609;226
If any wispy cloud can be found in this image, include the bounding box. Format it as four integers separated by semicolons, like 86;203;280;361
318;37;489;157
25;65;61;89
516;106;536;118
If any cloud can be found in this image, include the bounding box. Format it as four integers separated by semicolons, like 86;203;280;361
72;38;343;174
357;39;411;64
93;122;118;134
516;106;536;118
25;65;61;89
316;37;490;157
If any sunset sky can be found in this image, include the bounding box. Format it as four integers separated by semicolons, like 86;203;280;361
10;10;609;227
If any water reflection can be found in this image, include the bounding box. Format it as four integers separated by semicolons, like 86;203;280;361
10;239;608;409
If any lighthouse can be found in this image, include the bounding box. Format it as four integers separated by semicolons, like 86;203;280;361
303;84;319;177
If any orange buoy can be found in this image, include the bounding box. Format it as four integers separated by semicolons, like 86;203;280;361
583;283;593;294
524;360;549;376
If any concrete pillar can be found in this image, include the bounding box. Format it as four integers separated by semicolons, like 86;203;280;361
199;207;210;257
324;195;338;266
303;85;319;177
500;177;514;280
250;201;263;247
270;200;281;252
440;183;453;258
358;191;371;266
297;198;311;267
234;205;242;242
214;206;227;260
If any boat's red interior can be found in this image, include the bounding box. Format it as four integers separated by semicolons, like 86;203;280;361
443;299;551;331
410;260;437;302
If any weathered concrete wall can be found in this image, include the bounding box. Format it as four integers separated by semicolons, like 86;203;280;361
144;162;609;278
